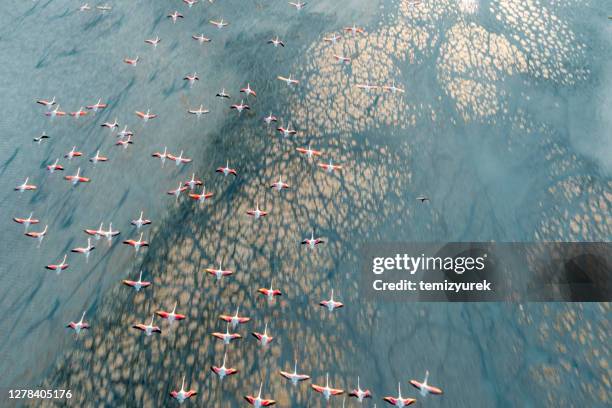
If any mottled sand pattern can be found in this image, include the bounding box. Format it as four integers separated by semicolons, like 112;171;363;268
31;117;417;407
30;0;610;407
294;0;589;127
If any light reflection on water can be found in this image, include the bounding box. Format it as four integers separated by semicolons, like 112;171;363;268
0;0;609;407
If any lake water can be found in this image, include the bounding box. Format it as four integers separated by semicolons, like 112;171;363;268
0;0;610;407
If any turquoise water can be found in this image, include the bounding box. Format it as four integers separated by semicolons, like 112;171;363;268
0;0;610;406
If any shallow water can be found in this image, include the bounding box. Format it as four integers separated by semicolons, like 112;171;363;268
0;0;610;407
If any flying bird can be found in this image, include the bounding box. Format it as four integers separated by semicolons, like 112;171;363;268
155;302;187;324
13;212;39;228
122;232;149;252
25;225;48;247
64;146;83;160
383;80;405;94
193;33;212;44
46;254;69;273
211;324;242;345
409;370;443;396
277;122;297;137
219;306;250;329
240;83;257;98
33;132;50;144
170;376;197;403
124;56;139;66
205;262;232;281
302;231;324;249
263;112;278;125
184;72;200;86
247;201;268;218
349;376;372;402
132;315;161;336
230;99;250;113
86;99;107;111
115;135;133;149
318;160;343;173
122;271;152;292
211;352;238;380
145;36;161;47
188;105;209;116
47;159;64;173
69;107;88;118
252;322;274;347
333;54;351;64
258;281;282;301
131;211;152;229
117;126;134;138
320;289;344;312
344;24;365;36
15;177;37;192
189;186;213;203
277;74;299;86
311;373;344;401
184;173;203;190
244;383;276;407
168;150;192;166
71;238;95;259
289;1;306;10
216;161;237;177
323;33;341;44
89;150;108;164
45;105;66;117
66;312;90;335
209;18;229;29
101;118;119;129
383;383;416;407
152;147;170;166
270;176;289;192
296;143;322;159
135;109;157;121
216;88;230;98
36;97;56;108
167;11;184;24
280;361;311;385
268;36;285;47
64;168;90;185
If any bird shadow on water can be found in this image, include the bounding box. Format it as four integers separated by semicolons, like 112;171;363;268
0;147;19;176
